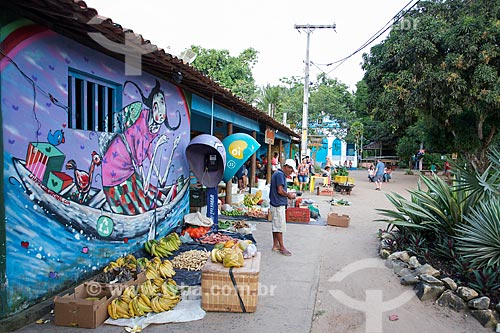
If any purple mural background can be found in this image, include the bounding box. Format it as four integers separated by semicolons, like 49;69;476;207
1;20;191;315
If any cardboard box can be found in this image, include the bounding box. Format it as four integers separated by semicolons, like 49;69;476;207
327;213;350;228
54;271;146;328
54;284;114;328
87;270;146;297
201;252;261;312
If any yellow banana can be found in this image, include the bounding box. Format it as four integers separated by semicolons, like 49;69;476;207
153;277;163;288
115;302;131;318
128;298;136;317
132;297;145;317
121;294;131;304
156;297;169;312
140;293;152;307
137;296;153;313
159;295;178;311
211;249;218;263
107;301;118;319
145;267;159;280
125;254;136;263
151;296;162;313
116;299;130;314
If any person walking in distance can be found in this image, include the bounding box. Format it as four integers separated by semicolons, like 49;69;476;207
270;159;297;256
374;159;385;191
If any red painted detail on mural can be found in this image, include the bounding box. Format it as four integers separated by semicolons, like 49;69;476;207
0;24;49;60
21;241;29;248
28;173;70;205
176;86;190;123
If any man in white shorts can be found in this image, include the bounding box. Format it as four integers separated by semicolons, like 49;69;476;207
269;159;297;256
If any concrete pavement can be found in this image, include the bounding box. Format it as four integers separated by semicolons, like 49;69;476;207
13;169;489;333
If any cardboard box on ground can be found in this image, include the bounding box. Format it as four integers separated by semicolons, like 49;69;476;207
327;213;350;228
54;271;146;328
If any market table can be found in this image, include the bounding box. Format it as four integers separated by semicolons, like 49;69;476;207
309;176;329;193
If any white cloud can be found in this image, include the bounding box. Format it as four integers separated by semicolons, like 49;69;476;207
84;0;412;91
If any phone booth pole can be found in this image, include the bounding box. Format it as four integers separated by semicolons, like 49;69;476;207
206;187;218;231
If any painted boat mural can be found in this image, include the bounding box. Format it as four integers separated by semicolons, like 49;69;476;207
11;157;189;241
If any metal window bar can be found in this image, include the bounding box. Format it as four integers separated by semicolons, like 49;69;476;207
68;69;122;133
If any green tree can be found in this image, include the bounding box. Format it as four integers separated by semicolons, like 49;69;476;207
190;45;259;103
363;0;500;172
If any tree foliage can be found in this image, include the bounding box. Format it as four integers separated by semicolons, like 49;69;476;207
256;73;355;137
362;0;500;172
190;45;259;103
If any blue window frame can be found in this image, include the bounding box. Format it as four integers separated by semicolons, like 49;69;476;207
68;69;122;132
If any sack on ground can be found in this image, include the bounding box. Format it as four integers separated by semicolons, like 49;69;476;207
309;204;320;219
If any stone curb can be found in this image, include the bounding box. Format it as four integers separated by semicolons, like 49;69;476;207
378;234;500;331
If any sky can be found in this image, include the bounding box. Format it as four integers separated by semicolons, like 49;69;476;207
83;0;413;91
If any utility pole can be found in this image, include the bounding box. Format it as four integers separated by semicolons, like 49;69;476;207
294;23;336;160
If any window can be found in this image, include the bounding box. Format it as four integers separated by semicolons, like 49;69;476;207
68;69;122;132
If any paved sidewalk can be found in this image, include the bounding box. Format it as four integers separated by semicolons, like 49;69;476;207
14;169;489;333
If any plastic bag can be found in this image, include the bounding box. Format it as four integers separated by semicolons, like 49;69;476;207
243;244;257;259
183;212;213;227
222;249;244;268
179;233;194;244
309;205;320;219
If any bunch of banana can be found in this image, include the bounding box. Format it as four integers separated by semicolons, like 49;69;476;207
150;294;180;313
138;279;157;298
128;295;153;317
210;248;231;263
158;260;176;278
163;232;182;250
144;239;172;258
136;257;150;271
108;298;132;319
149;257;162;269
120;285;137;303
152;277;165;289
144;233;181;258
160;280;180;298
103;260;121;273
104;254;138;273
145;266;160;280
137;293;153;313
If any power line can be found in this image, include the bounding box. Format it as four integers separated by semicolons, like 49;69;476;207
313;0;421;77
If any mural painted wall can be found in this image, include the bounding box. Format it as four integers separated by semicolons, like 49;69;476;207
0;16;191;317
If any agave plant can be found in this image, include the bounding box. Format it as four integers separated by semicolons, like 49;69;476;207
377;173;466;237
453;148;500;212
455;196;500;269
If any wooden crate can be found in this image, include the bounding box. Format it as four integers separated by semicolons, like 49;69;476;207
201;252;261;312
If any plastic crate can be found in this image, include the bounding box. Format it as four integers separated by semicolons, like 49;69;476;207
190;188;207;206
286;207;310;223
